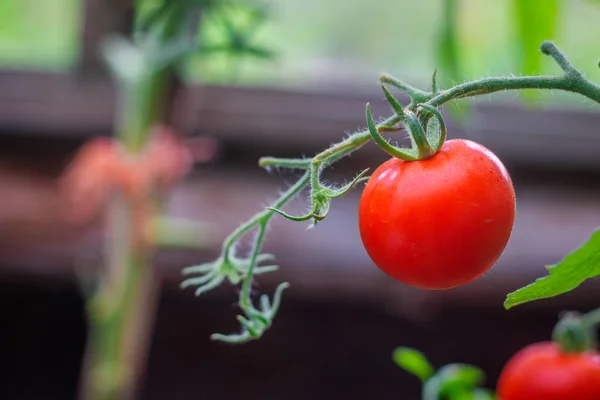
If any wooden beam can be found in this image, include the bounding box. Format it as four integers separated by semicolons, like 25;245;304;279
0;158;599;310
1;71;600;171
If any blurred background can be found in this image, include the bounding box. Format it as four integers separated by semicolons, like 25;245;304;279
1;0;600;399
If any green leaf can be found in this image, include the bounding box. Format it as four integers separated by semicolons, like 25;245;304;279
472;389;497;400
439;364;485;389
392;347;435;383
505;228;600;309
423;364;487;400
512;0;559;102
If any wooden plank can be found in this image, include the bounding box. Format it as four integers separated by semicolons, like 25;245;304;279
1;71;600;170
0;71;114;136
0;159;599;310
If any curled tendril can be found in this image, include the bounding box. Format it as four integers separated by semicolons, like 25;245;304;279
268;167;369;225
210;282;289;344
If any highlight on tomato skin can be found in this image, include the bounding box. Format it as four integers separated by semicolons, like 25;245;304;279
496;342;600;400
358;139;516;290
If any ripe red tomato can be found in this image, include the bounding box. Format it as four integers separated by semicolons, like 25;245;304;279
358;139;515;290
497;342;600;400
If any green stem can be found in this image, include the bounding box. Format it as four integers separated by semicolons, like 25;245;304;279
223;171;311;259
239;223;267;310
428;42;600;107
259;115;400;171
313;114;400;164
429;75;600;106
82;5;191;398
258;157;310;169
117;73;167;151
84;198;153;400
380;72;430;104
221;171;310;313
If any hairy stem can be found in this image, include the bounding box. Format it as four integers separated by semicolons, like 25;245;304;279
239;223;267;310
223;171;311;260
429;75;600;107
428;42;600;107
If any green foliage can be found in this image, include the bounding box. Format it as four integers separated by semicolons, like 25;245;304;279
392;347;435;383
394;347;495;400
423;364;496;400
505;229;600;309
437;0;461;87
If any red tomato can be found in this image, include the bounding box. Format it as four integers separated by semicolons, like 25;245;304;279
497;342;600;400
358;139;515;290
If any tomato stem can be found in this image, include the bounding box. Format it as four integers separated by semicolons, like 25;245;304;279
428;42;600;107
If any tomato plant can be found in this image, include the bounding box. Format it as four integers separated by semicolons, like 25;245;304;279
497;342;600;400
358;139;515;290
55;0;600;398
181;40;600;343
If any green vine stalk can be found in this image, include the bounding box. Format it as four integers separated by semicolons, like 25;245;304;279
181;41;600;344
75;1;273;398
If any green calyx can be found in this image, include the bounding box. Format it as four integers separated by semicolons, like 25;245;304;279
366;84;447;162
552;311;597;353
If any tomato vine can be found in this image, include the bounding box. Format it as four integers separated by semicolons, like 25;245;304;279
181;41;600;343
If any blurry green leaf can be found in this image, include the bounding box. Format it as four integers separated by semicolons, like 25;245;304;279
450;390;496;400
472;389;497;400
392;347;435;383
423;364;487;400
505;228;600;309
513;0;559;102
188;1;274;82
437;0;460;85
135;0;169;32
437;0;471;122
